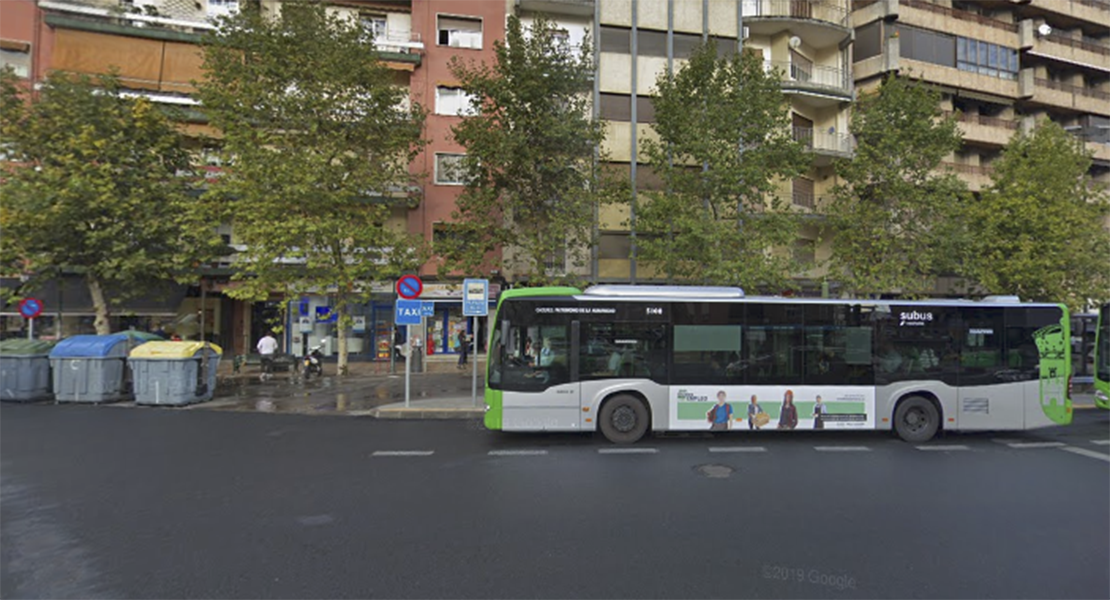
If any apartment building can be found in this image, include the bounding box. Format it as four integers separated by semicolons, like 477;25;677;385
519;0;854;289
852;0;1110;194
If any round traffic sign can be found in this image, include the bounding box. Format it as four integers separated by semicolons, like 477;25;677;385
396;275;423;300
18;298;43;319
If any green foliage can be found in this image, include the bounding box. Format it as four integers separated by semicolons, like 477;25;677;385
0;68;218;333
444;15;604;286
637;43;809;289
961;121;1110;309
825;75;968;298
196;0;427;372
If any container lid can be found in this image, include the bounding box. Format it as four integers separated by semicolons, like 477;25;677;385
129;341;223;360
0;338;57;356
49;334;138;358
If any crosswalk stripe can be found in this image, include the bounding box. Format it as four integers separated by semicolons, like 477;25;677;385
1091;440;1110;446
1059;446;1110;463
1007;442;1065;449
372;450;434;457
709;447;767;453
814;446;871;452
488;450;549;456
916;445;970;451
598;447;658;454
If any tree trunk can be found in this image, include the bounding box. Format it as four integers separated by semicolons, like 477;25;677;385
87;275;111;335
336;297;349;376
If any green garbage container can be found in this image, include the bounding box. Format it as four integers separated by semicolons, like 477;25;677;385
0;339;56;402
128;341;223;406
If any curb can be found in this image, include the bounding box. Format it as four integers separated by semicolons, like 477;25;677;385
369;408;485;420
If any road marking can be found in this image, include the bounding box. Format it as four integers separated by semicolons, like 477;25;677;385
488;449;549;456
814;446;871;452
597;448;658;455
916;445;970;451
1007;442;1065;449
372;450;434;457
1091;440;1110;446
991;438;1022;445
1059;446;1110;463
709;447;767;453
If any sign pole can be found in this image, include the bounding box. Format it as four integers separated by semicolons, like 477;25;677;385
471;316;478;407
28;317;33;340
404;341;411;408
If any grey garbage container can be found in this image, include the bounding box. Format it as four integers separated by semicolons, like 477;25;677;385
0;339;56;402
128;341;223;406
49;334;147;403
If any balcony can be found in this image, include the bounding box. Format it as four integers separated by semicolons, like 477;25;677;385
373;31;424;69
1020;20;1109;68
767;60;852;106
793;126;855;164
1025;0;1110;29
743;0;852;47
945;111;1020;147
901;0;1017;33
1021;70;1110;113
941;161;994;191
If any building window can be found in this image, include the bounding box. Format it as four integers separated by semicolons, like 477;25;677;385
360;13;388;41
437;16;482;49
790;50;813;83
793;239;816;265
855;21;881;62
957;37;1018;80
599;232;631;260
435;87;478;117
792;177;815;208
434;153;467;185
206;0;239;18
897;25;955;68
0;40;31;79
544;244;567;275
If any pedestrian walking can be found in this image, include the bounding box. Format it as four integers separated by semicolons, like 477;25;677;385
457;329;469;368
257;331;278;379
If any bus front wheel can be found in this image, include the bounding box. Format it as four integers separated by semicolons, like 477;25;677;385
599;394;649;444
894;396;939;443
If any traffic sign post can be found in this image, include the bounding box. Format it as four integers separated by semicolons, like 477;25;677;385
19;298;43;340
463;280;489;408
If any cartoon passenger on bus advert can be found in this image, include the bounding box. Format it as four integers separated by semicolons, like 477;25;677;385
707;391;734;431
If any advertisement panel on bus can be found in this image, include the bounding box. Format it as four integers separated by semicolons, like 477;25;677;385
669;385;875;431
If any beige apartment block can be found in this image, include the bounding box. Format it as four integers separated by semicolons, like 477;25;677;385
852;0;1109;199
525;0;854;289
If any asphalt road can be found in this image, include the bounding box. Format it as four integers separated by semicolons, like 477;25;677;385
2;404;1107;599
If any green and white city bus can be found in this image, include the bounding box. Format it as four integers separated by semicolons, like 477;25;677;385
1095;302;1110;410
483;286;1073;443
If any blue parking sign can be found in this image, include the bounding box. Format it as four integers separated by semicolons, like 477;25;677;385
395;300;422;325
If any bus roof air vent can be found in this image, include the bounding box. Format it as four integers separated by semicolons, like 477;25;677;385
583;285;745;299
980;295;1021;303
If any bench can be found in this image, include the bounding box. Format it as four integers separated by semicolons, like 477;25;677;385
232;353;297;374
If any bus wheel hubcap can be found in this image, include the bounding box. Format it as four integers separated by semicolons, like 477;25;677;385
906;409;925;431
613;406;636;432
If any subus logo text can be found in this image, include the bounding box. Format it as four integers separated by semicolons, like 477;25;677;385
899;311;933;326
677;389;709;402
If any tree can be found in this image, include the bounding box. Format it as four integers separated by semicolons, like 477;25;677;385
0;69;218;334
443;15;604;285
196;1;427;375
637;42;809;289
825;75;968;298
961;121;1110;309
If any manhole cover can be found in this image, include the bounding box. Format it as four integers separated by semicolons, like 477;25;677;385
694;464;734;479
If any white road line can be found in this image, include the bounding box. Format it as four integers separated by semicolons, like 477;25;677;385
1091;440;1110;446
372;450;435;457
991;438;1023;445
1007;442;1066;449
597;448;658;455
814;446;871;452
709;447;767;453
488;449;549;456
1059;446;1110;463
916;445;971;451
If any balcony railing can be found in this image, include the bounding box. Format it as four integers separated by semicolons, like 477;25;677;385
371;31;424;54
766;60;850;90
941;162;994;176
945;111;1020;130
793;126;856;153
742;0;850;27
1035;78;1110;101
791;190;816;209
902;0;1018;33
1042;32;1110;57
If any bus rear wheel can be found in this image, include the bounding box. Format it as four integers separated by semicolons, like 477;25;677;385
599;394;649;444
894;396;939;443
